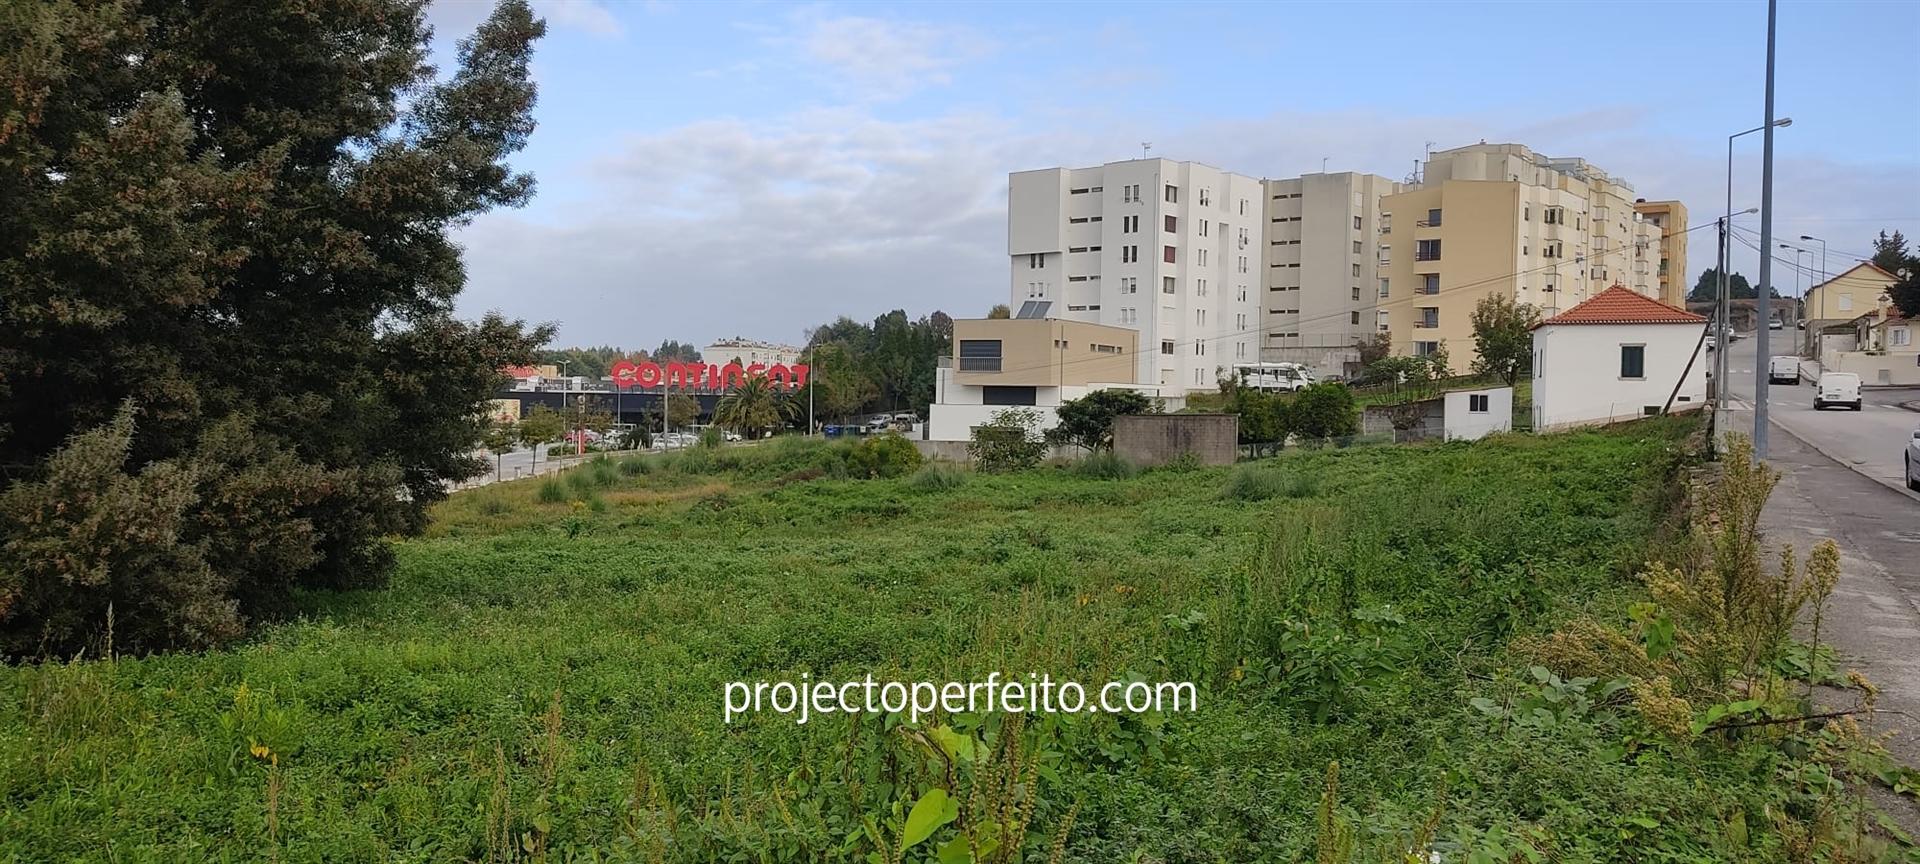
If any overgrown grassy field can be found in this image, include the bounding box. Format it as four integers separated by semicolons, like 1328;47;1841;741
0;420;1887;861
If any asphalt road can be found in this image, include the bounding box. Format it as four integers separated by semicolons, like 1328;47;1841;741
1719;330;1920;496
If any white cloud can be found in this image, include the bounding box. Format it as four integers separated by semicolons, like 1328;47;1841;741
791;13;994;101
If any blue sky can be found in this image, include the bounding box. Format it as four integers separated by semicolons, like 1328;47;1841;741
429;0;1920;349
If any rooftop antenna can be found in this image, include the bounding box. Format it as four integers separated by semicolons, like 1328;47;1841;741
1321;157;1329;173
1141;141;1152;159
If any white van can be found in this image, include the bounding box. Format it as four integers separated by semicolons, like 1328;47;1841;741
1813;372;1862;412
1767;355;1801;385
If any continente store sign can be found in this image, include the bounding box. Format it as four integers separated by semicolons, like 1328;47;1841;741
609;359;810;391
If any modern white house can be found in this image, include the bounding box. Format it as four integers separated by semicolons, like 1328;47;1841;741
925;317;1176;442
1531;285;1709;431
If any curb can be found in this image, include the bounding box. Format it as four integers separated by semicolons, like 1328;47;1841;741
1760;414;1920;501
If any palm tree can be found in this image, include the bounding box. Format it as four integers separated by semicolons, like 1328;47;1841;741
714;375;796;440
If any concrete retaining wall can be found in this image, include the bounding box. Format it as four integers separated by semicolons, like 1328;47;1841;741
1113;414;1238;467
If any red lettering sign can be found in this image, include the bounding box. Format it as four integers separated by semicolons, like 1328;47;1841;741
607;360;809;391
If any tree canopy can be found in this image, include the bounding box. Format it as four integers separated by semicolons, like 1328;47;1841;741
1469;294;1540;386
1689;268;1756;302
1047;389;1159;452
0;0;549;655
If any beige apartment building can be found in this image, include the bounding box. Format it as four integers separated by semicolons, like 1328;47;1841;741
1261;172;1402;376
1378;143;1679;373
1632;200;1689;307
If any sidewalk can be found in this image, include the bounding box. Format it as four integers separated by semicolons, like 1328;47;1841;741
1753;418;1920;833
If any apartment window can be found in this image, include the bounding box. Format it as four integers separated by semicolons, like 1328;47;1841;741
1092;343;1122;354
1028;253;1044;269
1468;394;1489;413
1353;215;1363;230
1351;262;1362;277
1121;276;1136;294
1164;184;1178;204
1414;341;1439;357
958;339;1003;372
1420;274;1439;295
1163;245;1176;264
1238;255;1248;274
1619;344;1646;379
1379;278;1390;298
1160;340;1175;355
1194;340;1206;357
982;386;1037;406
1350;311;1361;325
1195;309;1206;326
1425;208;1442;227
1523;205;1530;221
1240;199;1248;216
1198;249;1208;266
1416;239;1442;261
1165;214;1178;233
1196;278;1208;296
1892;328;1911;347
1130;184;1140;200
1199;220;1209;237
1069;187;1089;195
1122;245;1138;263
1351;286;1361;302
1199;188;1211;207
1162;276;1176;294
1236;341;1246;358
1417;307;1439;328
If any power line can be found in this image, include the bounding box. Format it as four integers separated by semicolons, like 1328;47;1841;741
969;218;1731;381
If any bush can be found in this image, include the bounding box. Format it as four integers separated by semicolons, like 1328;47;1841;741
968;408;1048;473
1289;382;1360;443
1071;451;1139;480
536;478;567;503
1221;465;1288;501
848;433;923;479
906;462;967;491
616;457;650;476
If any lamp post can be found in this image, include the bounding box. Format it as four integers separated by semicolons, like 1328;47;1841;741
1799;233;1827;298
1753;0;1781;460
1720;118;1789;434
1712;207;1759;435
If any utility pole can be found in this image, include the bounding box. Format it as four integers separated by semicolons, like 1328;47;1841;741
1753;0;1779;460
1715;216;1729;433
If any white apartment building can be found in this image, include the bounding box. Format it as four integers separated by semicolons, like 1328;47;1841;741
1008;159;1264;393
1261;172;1402;376
700;338;804;369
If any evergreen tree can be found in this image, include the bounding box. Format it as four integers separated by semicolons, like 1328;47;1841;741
0;1;550;655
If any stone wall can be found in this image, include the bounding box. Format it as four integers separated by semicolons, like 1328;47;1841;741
1113;414;1238;467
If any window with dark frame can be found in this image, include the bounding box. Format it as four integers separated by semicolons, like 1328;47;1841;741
1620;345;1646;379
958;339;1003;372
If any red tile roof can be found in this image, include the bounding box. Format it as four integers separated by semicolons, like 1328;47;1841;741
1533;285;1707;328
501;365;543;379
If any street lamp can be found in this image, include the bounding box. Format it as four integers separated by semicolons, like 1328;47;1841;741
1799;234;1827;287
1719;114;1790;447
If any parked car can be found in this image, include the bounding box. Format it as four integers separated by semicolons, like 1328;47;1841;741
723;430;742;442
1769;318;1784;330
1907;425;1920;491
1767;355;1801;385
1812;372;1863;412
1704;333;1718;352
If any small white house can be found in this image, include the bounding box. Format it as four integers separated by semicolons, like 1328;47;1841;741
1531;286;1709;432
1442;386;1513;441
